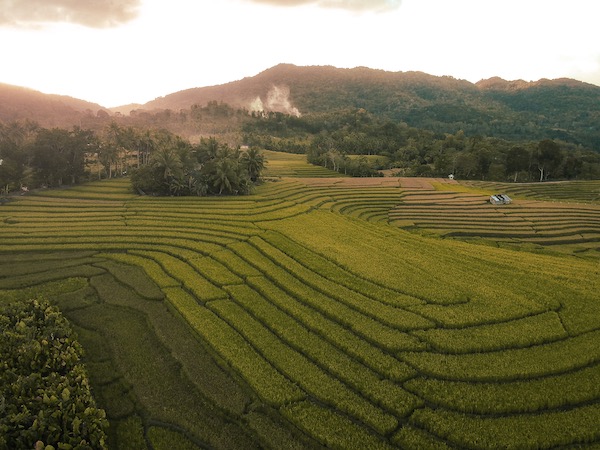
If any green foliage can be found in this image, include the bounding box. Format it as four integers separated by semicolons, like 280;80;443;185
240;146;265;182
244;108;600;181
130;136;264;196
0;297;108;450
29;127;98;188
129;164;164;194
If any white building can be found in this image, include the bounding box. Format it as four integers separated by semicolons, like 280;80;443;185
490;194;512;205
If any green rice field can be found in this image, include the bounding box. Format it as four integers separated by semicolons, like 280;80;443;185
1;152;599;449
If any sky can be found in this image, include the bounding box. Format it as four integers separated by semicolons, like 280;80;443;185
1;0;599;108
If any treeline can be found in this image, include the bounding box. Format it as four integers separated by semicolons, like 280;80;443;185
243;108;600;181
0;121;264;196
0;120;150;194
0;297;108;449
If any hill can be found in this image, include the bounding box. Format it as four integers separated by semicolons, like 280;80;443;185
138;64;600;148
140;64;480;114
0;83;108;127
2;64;600;149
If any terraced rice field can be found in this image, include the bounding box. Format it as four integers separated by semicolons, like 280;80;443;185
387;180;600;257
1;156;599;449
263;150;348;178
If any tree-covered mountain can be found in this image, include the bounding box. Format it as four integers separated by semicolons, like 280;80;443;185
137;64;600;149
0;83;108;128
2;64;600;150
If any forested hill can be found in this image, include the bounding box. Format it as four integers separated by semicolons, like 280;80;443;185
2;64;600;148
0;83;108;128
139;64;600;149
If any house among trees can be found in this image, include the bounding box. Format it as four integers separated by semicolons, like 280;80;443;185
490;194;512;205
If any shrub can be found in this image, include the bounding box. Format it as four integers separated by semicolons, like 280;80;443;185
0;297;108;450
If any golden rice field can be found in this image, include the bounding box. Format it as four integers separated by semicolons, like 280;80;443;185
1;151;599;449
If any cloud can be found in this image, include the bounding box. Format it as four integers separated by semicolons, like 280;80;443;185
0;0;141;28
242;0;402;12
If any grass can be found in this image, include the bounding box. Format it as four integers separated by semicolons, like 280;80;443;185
1;163;600;449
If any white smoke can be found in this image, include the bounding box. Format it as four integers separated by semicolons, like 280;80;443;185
250;85;301;117
266;85;301;116
250;96;264;112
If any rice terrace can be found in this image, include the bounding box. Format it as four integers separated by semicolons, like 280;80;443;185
2;150;600;449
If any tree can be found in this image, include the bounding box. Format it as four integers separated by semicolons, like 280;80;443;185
241;147;266;182
1;122;37;192
506;145;530;182
0;135;27;194
0;298;108;449
534;139;564;181
67;127;98;184
562;154;583;179
454;152;478;179
97;145;118;179
102;123;139;177
131;136;258;197
210;155;236;195
30;128;71;187
326;149;342;172
206;147;251;195
152;146;182;181
135;130;155;167
475;147;493;180
130;164;165;194
196;137;221;164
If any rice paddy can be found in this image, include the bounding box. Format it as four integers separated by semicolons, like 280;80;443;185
1;152;599;449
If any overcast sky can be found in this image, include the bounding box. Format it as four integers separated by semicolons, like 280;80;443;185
1;0;598;107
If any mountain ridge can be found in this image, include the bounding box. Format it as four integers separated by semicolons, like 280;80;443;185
131;63;599;113
0;82;108;127
1;64;599;148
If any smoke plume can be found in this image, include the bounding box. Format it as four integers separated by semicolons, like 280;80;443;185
250;85;301;117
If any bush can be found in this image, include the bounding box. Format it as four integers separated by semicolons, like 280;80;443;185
130;165;166;195
0;298;108;450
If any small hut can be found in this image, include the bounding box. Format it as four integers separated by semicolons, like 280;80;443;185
489;194;512;205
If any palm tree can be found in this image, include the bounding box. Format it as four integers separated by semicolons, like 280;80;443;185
241;147;265;182
196;136;220;164
98;145;118;179
210;156;236;195
152;146;182;181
